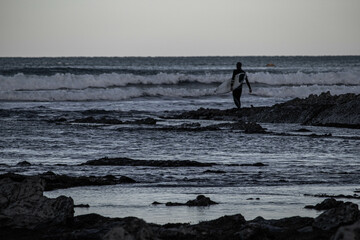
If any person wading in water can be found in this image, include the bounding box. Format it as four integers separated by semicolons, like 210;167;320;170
230;62;252;109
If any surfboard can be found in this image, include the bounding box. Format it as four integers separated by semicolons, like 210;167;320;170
214;73;244;94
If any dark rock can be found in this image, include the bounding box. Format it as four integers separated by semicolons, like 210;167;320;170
305;193;360;200
165;202;184;206
313;202;360;231
119;175;137;183
305;198;344;210
126;117;157;125
159;124;220;132
0;176;74;229
193;214;247;238
186;195;218;206
82;157;215;167
244;122;267;133
16;161;31;166
74;116;123;124
165;195;218;207
295;128;312;132
74;204;90;208
332;220;360;240
167;93;360;129
240;162;268;167
152;201;162;205
0;172;136;191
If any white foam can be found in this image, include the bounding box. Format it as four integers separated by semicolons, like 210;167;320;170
0;87;216;101
250;71;360;86
253;85;360;98
1;70;359;92
0;73;224;91
1;71;359;101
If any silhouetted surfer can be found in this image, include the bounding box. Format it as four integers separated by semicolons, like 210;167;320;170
230;62;252;109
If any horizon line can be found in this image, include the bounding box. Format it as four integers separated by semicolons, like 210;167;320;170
1;54;360;58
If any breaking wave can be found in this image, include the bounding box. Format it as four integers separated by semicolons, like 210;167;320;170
0;70;359;101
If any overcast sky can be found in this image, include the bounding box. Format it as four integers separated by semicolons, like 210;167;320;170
0;0;359;57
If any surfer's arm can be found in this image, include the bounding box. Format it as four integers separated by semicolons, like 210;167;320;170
245;75;252;93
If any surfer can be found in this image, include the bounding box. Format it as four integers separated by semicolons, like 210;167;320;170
230;62;252;109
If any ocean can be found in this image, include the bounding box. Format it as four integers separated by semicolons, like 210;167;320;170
1;56;360;224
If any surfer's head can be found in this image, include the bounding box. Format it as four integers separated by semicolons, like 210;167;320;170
236;62;242;69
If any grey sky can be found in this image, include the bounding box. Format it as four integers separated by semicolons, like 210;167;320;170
0;0;359;57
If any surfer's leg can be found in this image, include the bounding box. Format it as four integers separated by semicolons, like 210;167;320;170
232;86;242;109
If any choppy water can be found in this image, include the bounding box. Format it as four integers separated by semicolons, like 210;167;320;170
1;56;360;223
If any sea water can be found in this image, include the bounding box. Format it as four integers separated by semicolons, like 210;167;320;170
0;56;360;224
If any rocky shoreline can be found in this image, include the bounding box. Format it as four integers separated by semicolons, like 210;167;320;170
1;175;359;240
168;92;360;129
48;93;360;131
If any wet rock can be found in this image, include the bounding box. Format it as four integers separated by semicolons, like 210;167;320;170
82;157;215;167
305;198;344;210
0;172;136;191
240;162;268;167
332;220;360;240
313;202;360;231
0;176;74;229
42;214;157;240
165;195;218;207
244;121;267;133
167;93;360;129
186;195;218;206
159;123;220;132
16;161;31;166
119;175;137;183
74;204;90;208
193;214;247;238
305;193;360;200
74;116;123;124
125;117;157;125
294;128;312;132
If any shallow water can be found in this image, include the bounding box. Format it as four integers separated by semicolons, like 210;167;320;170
1;56;360;224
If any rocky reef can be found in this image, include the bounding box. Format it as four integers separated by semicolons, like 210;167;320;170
1;176;360;240
0;172;136;191
170;92;360;129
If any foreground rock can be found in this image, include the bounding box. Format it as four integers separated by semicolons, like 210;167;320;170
170;92;360;129
0;176;73;230
2;177;360;240
0;172;136;191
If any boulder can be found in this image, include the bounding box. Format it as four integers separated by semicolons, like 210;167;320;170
16;161;32;166
313;202;359;231
165;195;218;207
305;198;344;210
0;176;74;229
332;220;360;240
